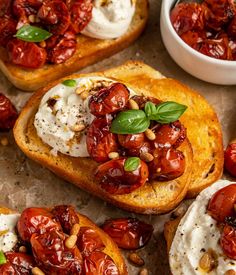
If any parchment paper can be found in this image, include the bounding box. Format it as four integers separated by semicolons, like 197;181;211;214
0;1;236;274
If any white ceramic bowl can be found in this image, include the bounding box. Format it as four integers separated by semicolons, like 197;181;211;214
160;0;236;85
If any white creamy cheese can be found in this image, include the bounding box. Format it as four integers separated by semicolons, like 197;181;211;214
34;76;136;157
0;213;20;252
81;0;135;39
170;180;236;275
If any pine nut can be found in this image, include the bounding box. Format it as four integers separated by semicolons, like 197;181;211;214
129;99;139;110
108;152;119;159
145;129;156;141
39;41;46;48
70;223;80;236
0;137;8;146
199;251;215;272
32;267;45;275
75;87;85;95
71;124;86;132
19;246;27;253
139;268;148;275
28;15;36;23
128;252;144;266
225;270;236;275
156;167;161;173
65;235;77;249
80;91;88;100
140;152;154;162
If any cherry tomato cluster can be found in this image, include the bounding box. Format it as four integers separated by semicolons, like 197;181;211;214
208;184;236;259
171;0;236;60
224;140;236;177
0;93;18;131
0;205;119;274
1;0;93;68
86;83;187;195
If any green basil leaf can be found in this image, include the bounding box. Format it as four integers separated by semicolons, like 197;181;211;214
15;25;52;42
147;101;187;124
62;79;77;87
124;157;140;172
110;110;150;134
144;102;157;118
0;251;6;265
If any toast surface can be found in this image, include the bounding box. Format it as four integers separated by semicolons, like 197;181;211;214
0;206;127;274
164;217;181;253
0;0;148;91
14;61;223;213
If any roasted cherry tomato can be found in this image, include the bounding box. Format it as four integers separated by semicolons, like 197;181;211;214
131;95;161;109
83;251;119;275
0;0;13;16
86;116;118;163
7;39;47;68
95;157;149;195
128;141;152;157
89;83;130;117
17;207;61;242
207;184;236;222
153;121;186;149
170;3;206;35
31;230;82;274
0;252;35;275
102;218;154;250
77;227;105;256
0;16;17;47
220;224;236;260
149;148;185;181
228;17;236;39
229;40;236;60
180;30;205;49
118;133;145;149
52;205;80;234
224;141;236;177
69;0;93;34
37;1;70;35
47;31;76;64
0;93;18;131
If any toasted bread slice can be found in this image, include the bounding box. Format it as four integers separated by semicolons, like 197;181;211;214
164;217;181;253
0;206;127;274
0;0;148;91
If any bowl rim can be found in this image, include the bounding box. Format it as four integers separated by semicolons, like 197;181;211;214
161;0;236;67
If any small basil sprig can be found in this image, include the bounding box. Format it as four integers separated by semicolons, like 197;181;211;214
111;101;187;134
62;79;77;87
15;25;52;42
124;157;140;172
0;251;6;265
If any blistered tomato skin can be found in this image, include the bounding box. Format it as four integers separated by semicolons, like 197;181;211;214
86;116;119;163
128;141;152;157
131;95;161;109
207;184;236;222
17;207;61;242
7;39;47;68
149;148;185;181
0;93;18;131
225;142;236;177
83;251;119;275
118;133;145;149
89;83;130;116
102;218;154;250
0;16;17;47
95;157;149;195
220;224;236;260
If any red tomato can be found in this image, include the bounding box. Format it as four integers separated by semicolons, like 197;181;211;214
220;224;236;260
7;39;47;68
131;95;161;109
224;142;236;177
180;30;205;49
51;205;80;234
17;207;61;242
207;184;236;222
128;141;152;157
77;227;105;256
31;230;82;274
83;251;119;275
0;16;17;47
86;116;119;163
0;93;18;131
89;83;130;116
95;157;149;195
118;133;145;149
148;148;185;181
228;17;236;39
102;218;154;250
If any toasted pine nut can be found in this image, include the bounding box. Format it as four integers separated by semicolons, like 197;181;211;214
0;137;8;146
80;91;88;100
65;235;77;249
129;99;139;110
19;246;27;253
156;167;161;173
108;152;119;159
128;252;144;266
71;124;86;132
139;268;148;275
140;152;154;162
75;87;85;95
70;223;80;236
39;41;46;48
32;267;45;275
28;15;36;23
199;252;215;272
225;270;236;275
145;129;156;141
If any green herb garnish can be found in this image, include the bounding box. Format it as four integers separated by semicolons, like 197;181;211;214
15;25;52;42
0;251;6;265
62;79;77;87
124;157;140;172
